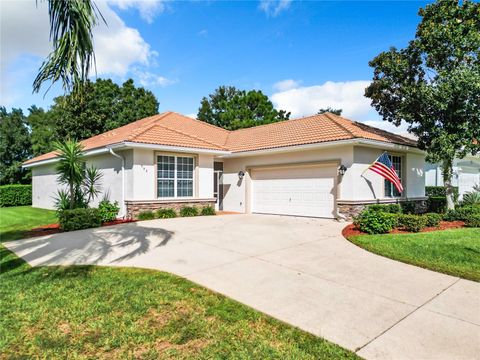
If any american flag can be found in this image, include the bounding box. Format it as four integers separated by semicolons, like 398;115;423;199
365;153;404;193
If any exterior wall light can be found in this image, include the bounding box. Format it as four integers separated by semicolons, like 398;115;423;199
238;171;245;180
338;164;347;176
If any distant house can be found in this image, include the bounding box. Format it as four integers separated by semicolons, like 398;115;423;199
23;112;426;220
425;155;480;198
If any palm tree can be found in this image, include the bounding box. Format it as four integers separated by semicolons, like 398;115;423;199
54;140;85;209
33;0;105;94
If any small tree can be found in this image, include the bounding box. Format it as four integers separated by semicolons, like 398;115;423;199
365;0;480;209
54;140;102;209
318;107;342;116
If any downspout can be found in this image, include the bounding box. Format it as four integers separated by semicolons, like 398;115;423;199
109;148;126;218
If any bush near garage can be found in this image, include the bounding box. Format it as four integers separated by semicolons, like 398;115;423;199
156;208;177;219
59;208;102;231
367;204;402;214
180;206;199;217
201;206;216;216
0;184;32;207
424;213;442;227
397;214;428;233
427;196;447;213
137;210;155;221
354;210;398;234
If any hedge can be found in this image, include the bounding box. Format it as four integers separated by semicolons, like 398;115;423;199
0;184;32;207
426;186;459;202
58;208;102;231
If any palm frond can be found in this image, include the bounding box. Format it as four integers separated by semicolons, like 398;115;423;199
33;0;106;95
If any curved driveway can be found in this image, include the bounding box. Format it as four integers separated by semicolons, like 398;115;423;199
4;214;480;359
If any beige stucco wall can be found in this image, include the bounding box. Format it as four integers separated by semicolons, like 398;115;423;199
31;149;132;215
221;144;426;213
221;145;354;213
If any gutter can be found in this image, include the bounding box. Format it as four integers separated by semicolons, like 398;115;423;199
108;147;126;218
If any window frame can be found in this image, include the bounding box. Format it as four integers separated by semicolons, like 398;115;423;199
384;154;404;198
156;153;196;199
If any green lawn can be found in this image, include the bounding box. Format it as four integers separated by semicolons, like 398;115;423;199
0;206;58;242
349;228;480;282
0;247;357;359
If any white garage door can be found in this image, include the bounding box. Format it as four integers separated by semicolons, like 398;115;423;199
251;164;336;218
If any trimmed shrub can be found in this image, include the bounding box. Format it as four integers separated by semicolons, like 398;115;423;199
180;206;199;217
156;208;177;219
400;201;418;214
427;196;447;213
367;204;402;214
424;213;442;227
397;214;427;233
426;186;459;202
137;210;155;220
98;200;120;223
201;206;216;216
0;184;32;207
354;210;397;234
58;208;102;231
443;205;480;221
465;214;480;228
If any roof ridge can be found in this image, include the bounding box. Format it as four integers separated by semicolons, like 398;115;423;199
322;112;357;138
132;121;228;150
167;111;231;133
126;112;172;141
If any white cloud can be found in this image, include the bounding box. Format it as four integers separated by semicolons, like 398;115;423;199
186;113;197;119
107;0;166;23
0;0;161;105
259;0;292;17
133;69;176;87
271;80;373;120
198;29;208;37
273;79;300;91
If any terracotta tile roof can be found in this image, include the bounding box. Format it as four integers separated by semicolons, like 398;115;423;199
24;111;417;165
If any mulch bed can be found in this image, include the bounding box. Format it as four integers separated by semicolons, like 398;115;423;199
24;219;136;239
343;220;466;237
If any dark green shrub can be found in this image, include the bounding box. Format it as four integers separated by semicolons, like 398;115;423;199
201;206;216;216
465;214;480;228
180;206;199;217
400;201;418;214
367;204;402;214
397;214;427;232
443;205;480;221
156;208;177;219
98;200;119;223
425;213;442;227
427;196;447;213
354;210;397;234
137;210;155;220
425;186;459;202
58;208;102;231
0;184;32;207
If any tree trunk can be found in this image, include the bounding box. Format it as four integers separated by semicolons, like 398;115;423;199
442;158;455;210
69;181;75;209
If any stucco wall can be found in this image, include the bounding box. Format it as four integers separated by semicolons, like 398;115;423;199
221;145;426;214
221;145;354;213
31;149;132;215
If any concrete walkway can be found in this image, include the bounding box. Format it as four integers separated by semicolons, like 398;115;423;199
4;214;480;359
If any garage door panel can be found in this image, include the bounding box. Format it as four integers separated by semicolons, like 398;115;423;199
251;165;336;218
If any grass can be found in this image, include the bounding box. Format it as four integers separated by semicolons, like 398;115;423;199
348;228;480;282
0;246;357;359
0;206;57;242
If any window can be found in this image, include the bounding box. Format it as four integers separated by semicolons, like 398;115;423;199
384;155;403;198
157;155;194;198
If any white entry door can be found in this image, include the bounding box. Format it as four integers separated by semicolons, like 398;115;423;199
251;164;337;218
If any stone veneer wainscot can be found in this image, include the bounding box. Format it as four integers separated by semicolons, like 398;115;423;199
125;198;216;219
337;197;428;220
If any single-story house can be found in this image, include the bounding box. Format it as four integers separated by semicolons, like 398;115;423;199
23;112;427;220
425;155;480;198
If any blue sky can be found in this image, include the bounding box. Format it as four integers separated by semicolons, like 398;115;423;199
1;0;430;132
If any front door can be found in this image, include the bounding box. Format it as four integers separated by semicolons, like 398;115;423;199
213;162;223;210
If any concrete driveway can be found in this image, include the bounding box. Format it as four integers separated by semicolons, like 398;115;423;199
4;214;480;359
